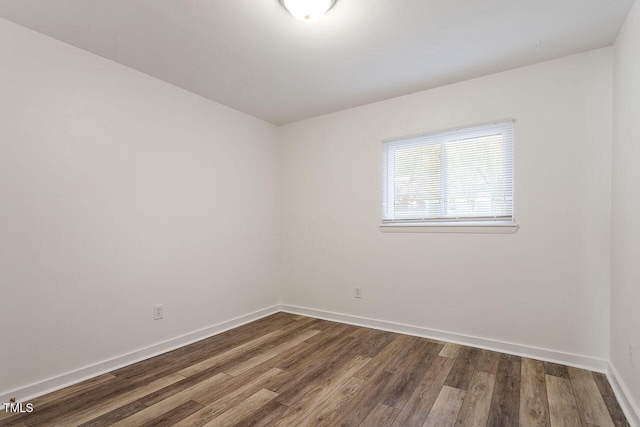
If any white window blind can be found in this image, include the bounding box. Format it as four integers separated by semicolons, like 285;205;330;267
382;120;515;225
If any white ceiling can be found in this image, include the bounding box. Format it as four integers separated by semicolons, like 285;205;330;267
0;0;634;125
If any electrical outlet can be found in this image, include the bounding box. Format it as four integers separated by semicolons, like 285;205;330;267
154;304;164;320
630;344;634;368
354;287;362;298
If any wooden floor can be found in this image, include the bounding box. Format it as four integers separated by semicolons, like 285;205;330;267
0;313;629;427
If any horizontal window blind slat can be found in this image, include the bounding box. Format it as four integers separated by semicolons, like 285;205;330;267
382;120;515;224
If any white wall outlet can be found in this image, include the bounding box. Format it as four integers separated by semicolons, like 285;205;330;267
154;304;164;320
354;287;362;298
630;343;634;368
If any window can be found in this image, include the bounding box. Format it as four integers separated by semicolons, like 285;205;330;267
381;120;516;232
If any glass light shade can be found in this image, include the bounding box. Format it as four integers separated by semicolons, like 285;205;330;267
281;0;336;22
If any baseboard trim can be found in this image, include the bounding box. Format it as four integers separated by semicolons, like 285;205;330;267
1;305;280;403
607;362;640;427
281;304;608;373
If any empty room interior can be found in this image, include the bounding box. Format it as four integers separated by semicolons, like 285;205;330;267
1;0;639;425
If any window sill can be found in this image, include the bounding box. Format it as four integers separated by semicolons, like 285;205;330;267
379;222;519;234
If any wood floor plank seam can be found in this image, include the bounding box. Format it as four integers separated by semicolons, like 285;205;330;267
391;355;457;427
270;355;372;426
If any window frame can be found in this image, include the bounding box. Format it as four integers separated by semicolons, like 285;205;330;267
380;120;519;234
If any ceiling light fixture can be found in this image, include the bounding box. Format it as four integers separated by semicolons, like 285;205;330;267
280;0;337;22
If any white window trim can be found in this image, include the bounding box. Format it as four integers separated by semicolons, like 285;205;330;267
379;221;519;234
381;119;518;234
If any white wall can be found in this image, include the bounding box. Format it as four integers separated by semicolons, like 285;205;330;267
280;49;613;364
1;7;631;411
0;18;280;399
612;0;640;419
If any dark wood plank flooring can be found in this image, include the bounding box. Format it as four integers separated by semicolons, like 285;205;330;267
0;312;630;426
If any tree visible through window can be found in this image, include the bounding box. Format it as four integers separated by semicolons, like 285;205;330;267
382;120;514;224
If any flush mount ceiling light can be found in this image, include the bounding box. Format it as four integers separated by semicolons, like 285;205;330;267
280;0;337;22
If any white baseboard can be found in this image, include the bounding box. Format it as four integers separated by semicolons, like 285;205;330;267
608;362;640;427
0;305;280;403
281;304;609;373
